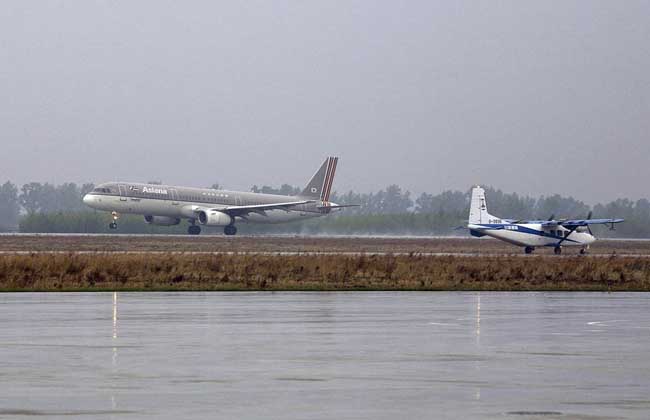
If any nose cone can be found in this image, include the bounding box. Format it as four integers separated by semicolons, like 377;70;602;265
82;194;92;206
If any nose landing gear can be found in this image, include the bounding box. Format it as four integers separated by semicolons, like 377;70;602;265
109;211;119;230
524;246;535;254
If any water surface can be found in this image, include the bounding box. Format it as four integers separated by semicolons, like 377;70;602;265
1;292;649;419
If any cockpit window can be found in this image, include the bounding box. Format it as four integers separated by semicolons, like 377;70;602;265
93;187;111;193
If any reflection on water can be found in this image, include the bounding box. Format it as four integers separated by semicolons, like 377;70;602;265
112;291;118;411
475;292;481;402
0;292;649;420
476;292;480;343
113;291;118;339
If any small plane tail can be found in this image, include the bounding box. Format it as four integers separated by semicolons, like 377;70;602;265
469;186;499;225
300;157;338;202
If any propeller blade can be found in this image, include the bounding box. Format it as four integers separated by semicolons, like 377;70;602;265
548;214;555;221
587;211;593;220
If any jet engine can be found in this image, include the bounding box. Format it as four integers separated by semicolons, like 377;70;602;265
197;210;233;226
144;215;181;226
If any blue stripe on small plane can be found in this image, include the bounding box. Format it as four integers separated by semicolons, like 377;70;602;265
473;224;580;244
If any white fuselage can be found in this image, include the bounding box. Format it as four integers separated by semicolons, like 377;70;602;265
468;222;596;248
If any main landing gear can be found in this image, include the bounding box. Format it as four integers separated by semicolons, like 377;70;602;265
554;246;562;255
186;222;237;236
108;211;119;230
524;246;535;254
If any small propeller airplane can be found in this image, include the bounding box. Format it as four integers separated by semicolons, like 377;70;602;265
466;186;624;254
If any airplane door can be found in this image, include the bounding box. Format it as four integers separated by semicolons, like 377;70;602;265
118;184;127;201
171;189;179;205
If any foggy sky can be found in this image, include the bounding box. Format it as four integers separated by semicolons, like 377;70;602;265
1;1;648;204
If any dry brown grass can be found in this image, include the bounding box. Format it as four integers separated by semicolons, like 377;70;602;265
1;253;649;292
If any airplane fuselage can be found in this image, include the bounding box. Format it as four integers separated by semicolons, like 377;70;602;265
468;222;596;248
83;156;347;235
83;182;334;225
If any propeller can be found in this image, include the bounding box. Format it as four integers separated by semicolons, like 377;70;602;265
548;214;555;221
586;211;593;235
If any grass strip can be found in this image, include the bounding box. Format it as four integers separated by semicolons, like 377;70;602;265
1;253;649;292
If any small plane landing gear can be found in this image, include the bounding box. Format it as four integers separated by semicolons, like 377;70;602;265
108;211;119;230
580;248;587;255
224;225;237;236
554;246;562;255
188;225;201;235
524;246;535;254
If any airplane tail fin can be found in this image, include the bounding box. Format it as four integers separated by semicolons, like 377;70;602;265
469;186;498;224
300;157;338;201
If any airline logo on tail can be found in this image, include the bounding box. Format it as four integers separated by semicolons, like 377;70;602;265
301;156;339;201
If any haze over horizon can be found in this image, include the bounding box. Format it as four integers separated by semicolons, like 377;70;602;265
1;1;648;204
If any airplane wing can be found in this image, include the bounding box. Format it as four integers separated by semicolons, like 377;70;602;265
540;218;624;227
467;224;504;230
207;200;315;218
539;220;562;227
558;218;625;228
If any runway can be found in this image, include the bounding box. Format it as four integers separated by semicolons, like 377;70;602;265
0;234;647;256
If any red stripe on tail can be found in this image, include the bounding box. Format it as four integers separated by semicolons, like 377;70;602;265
324;157;338;202
321;157;333;201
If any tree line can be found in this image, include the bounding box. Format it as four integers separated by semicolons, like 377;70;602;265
1;180;649;237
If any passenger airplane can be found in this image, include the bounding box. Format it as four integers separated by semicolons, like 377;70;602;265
83;157;355;235
467;186;624;254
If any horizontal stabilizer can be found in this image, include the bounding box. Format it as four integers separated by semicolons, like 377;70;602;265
317;204;360;209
